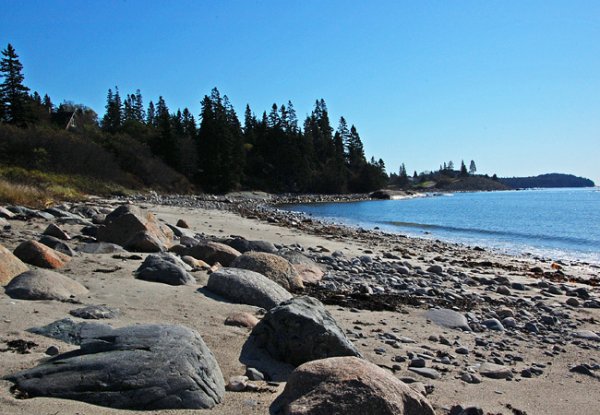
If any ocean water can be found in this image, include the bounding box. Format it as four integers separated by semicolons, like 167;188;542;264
282;188;600;264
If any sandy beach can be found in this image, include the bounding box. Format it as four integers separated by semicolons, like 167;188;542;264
1;195;599;415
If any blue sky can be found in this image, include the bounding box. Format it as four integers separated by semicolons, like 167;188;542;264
2;1;599;183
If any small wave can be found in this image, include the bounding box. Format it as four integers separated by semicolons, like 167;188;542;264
384;220;595;247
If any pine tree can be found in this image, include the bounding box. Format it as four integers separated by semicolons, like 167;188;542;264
101;87;122;132
146;101;155;126
346;125;365;170
153;96;178;168
197;88;244;192
469;160;477;175
460;160;468;177
268;103;280;128
287;100;298;132
0;43;32;125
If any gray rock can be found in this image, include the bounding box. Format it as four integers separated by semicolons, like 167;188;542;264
426;308;470;331
409;358;426;368
245;367;265;381
45;345;60;356
4;269;88;301
135;253;195;286
459;372;481;384
566;297;580;307
69;305;120;319
39;235;76;257
166;223;196;239
43;223;71;240
426;265;443;275
271;356;435;415
249;296;361;366
407;367;441;380
206;268;292;310
226;237;278;254
124;231;164;253
79;242;126;254
456;346;469;355
27;318;89;344
496;285;512;296
97;205;173;252
479;362;512;379
450;406;484;415
573;330;600;342
482;318;505;331
6;324;225;410
525;321;539;333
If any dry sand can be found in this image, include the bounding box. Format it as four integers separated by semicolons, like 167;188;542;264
0;201;599;415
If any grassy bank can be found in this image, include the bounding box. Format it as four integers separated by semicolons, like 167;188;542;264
0;166;133;208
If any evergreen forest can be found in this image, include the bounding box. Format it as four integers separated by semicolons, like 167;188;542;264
0;43;388;195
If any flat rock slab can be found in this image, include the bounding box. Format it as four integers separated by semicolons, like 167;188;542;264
271;356;435;415
425;308;470;331
206;268;292;310
79;242;126;254
4;269;88;301
27;318;90;345
408;367;441;380
69;305;120;320
135;253;195;286
226;237;278;254
249;296;362;367
573;330;600;342
479;362;513;379
0;243;29;285
5;324;225;410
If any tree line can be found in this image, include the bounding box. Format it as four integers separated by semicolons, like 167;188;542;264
0;43;387;194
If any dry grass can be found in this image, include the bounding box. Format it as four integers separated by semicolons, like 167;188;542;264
0;167;133;208
0;179;57;208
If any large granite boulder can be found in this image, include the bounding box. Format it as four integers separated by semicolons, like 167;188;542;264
271;357;436;415
225;237;278;254
185;241;241;266
5;324;225;410
4;269;88;301
206;268;292;310
279;249;324;284
0;243;29;285
13;240;71;269
249;296;361;366
124;230;164;252
97;205;173;252
230;251;303;290
135;253;195;286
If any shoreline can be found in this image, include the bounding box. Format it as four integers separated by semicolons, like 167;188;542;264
271;191;600;269
121;192;599;285
1;194;599;414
